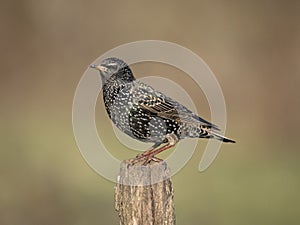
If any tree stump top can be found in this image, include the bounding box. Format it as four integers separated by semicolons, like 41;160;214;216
115;160;175;225
117;159;171;186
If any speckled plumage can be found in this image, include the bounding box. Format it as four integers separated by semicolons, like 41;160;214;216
90;57;235;161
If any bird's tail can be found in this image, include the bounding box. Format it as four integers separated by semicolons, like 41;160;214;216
211;132;236;143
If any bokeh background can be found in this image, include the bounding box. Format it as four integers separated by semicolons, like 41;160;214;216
1;0;300;224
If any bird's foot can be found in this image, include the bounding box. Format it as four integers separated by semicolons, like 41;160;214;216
129;147;155;164
142;156;162;166
129;136;177;165
128;153;147;165
129;154;162;166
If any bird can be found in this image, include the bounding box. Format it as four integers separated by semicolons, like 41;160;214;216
90;57;235;164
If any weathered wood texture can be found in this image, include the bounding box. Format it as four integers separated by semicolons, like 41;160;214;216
115;160;175;225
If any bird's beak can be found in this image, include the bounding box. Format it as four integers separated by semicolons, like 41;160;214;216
89;64;108;72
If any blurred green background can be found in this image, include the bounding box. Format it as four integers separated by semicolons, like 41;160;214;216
1;0;300;224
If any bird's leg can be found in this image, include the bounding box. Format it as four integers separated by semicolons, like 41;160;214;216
134;142;162;159
130;142;162;164
130;134;179;165
151;157;163;162
142;143;174;165
142;134;179;165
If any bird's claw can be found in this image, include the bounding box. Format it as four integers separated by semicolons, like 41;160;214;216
129;154;162;166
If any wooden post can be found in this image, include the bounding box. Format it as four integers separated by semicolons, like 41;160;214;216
114;159;176;225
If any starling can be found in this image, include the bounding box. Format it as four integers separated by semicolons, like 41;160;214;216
90;57;235;163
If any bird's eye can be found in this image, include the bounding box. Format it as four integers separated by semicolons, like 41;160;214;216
107;64;118;71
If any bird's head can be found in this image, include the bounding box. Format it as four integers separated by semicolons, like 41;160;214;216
89;57;135;84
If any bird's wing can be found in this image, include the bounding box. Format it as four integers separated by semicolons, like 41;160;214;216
138;95;179;120
134;82;219;130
